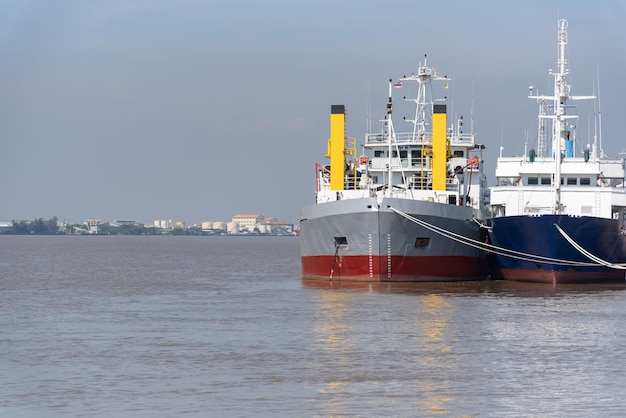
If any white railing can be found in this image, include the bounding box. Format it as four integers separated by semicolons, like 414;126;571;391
365;131;475;146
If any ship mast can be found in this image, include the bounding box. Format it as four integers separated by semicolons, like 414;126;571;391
386;79;395;196
400;55;448;142
529;19;594;214
552;18;568;213
398;55;449;193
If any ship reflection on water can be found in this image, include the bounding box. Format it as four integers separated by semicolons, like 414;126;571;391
310;291;356;415
306;280;460;415
413;294;454;415
303;278;626;416
303;279;626;296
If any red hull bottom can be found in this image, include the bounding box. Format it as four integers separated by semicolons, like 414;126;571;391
491;267;626;284
301;255;485;282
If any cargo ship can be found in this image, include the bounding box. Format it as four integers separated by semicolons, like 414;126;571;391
300;59;487;281
487;19;626;283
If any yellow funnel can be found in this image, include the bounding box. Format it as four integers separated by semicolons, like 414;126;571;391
432;104;447;191
326;105;346;191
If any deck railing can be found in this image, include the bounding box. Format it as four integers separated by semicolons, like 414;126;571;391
365;131;475;146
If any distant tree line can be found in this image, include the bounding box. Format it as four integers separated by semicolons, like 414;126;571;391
0;217;210;235
97;224;159;235
4;217;61;234
97;224;206;235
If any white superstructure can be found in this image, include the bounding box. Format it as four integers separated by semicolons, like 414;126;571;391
490;19;626;219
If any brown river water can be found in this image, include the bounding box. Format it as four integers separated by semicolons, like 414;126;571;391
2;235;626;417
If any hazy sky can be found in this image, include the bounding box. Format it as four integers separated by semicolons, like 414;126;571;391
2;0;626;225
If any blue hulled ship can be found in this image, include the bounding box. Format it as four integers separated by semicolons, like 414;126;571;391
487;19;626;283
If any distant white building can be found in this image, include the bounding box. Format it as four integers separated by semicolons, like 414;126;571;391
232;214;264;230
258;218;293;234
110;220;141;227
154;220;171;229
83;219;101;234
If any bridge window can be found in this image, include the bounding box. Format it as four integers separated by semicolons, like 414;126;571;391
528;177;539;185
541;177;551;185
566;177;577;185
410;151;421;167
580;177;591;186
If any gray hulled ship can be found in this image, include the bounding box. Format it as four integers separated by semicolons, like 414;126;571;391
300;59;488;281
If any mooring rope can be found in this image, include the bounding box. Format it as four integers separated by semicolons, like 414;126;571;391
388;206;608;268
554;223;626;269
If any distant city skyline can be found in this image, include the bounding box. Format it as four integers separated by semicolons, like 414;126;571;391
2;1;626;224
1;207;296;232
2;211;290;229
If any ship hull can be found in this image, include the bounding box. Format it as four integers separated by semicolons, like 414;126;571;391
486;215;626;284
300;197;485;282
